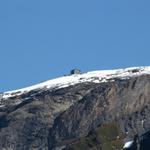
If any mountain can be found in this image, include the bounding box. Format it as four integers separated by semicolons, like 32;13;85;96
0;66;150;150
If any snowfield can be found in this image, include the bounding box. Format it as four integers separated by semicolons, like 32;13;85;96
1;66;150;100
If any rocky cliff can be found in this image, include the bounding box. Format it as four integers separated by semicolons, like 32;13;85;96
0;67;150;150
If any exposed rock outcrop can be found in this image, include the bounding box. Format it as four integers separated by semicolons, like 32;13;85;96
0;67;150;150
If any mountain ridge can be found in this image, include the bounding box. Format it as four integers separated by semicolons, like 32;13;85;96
0;66;150;150
2;66;150;99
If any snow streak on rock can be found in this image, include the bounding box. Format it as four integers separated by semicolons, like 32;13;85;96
123;141;133;148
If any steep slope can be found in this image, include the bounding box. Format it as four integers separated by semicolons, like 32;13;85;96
0;66;150;150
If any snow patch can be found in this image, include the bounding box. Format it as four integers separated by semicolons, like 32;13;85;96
2;66;150;100
123;140;134;148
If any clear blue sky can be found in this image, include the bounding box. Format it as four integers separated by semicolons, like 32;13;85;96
0;0;150;92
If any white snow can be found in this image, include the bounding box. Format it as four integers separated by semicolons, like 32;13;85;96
1;66;150;100
123;140;133;148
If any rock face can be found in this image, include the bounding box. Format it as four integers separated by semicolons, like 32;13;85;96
1;68;150;150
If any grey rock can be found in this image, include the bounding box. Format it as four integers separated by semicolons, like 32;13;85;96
0;75;150;149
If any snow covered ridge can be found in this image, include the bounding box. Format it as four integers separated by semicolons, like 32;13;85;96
2;66;150;99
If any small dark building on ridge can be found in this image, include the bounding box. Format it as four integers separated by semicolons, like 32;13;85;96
70;69;81;75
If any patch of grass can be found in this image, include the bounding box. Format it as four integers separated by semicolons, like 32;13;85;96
69;123;124;150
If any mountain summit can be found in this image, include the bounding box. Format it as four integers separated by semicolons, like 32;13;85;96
0;66;150;150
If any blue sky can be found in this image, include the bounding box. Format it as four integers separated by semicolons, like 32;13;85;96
0;0;150;92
